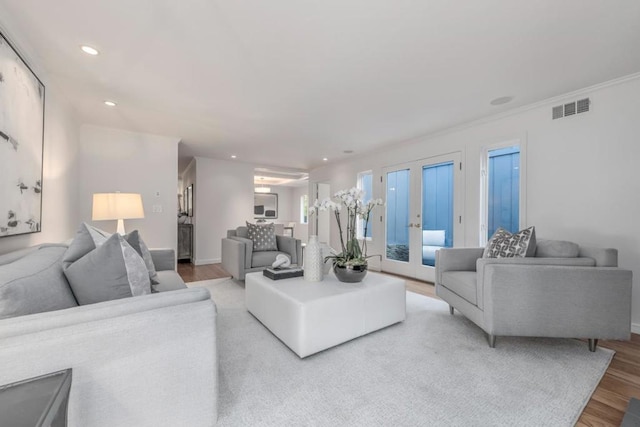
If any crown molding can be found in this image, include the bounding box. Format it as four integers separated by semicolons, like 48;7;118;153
402;72;640;145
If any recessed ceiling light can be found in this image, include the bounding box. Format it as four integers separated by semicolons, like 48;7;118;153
103;100;117;107
490;96;514;106
322;157;328;162
81;45;99;56
231;155;237;159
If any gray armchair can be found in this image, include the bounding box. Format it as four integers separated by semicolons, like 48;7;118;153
221;226;302;280
435;239;632;351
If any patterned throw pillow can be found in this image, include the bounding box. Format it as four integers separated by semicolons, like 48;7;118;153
484;226;536;258
246;222;278;252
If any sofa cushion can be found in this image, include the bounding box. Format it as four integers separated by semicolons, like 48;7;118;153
252;251;289;268
154;270;188;292
125;230;159;285
441;271;477;305
484;226;536;258
235;226;249;238
246;222;278;252
64;234;151;305
0;246;78;319
535;239;579;258
62;222;110;268
0;246;42;266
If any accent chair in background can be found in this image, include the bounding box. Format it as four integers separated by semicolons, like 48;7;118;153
222;224;302;280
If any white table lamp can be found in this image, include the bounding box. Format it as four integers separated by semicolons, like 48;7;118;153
92;193;145;234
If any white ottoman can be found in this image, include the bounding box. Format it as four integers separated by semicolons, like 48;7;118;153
245;271;406;358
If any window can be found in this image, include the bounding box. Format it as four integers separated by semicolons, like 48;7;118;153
357;171;373;239
300;194;308;224
481;143;523;243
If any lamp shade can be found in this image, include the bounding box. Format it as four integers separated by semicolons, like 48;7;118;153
92;193;145;221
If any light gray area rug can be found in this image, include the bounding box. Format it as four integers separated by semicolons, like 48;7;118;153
187;279;613;426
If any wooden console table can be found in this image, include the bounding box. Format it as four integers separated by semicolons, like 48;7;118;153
178;223;193;262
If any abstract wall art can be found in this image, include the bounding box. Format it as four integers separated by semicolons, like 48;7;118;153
0;31;45;237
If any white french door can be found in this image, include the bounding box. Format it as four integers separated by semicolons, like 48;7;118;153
382;153;464;282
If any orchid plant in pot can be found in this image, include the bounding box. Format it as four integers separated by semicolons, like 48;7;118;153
313;187;384;282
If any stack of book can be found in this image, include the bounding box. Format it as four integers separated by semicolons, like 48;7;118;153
263;267;304;280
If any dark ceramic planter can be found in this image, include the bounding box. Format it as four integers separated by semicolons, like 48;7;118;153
333;263;368;283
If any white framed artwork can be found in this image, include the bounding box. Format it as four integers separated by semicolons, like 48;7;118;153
0;31;45;237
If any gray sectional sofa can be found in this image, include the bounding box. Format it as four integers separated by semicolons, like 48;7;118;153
435;239;633;351
0;243;218;426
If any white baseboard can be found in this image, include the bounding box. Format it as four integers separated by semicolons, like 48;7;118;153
632;323;640;335
194;258;220;266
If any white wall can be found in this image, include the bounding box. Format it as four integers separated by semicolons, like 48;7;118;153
311;74;640;330
267;185;294;223
194;157;254;264
291;185;309;243
0;22;81;255
78;125;179;251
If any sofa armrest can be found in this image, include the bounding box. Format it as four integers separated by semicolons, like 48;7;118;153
221;237;249;279
482;264;632;339
150;248;176;271
230;236;253;268
435;248;484;284
0;288;218;425
579;246;618;267
276;235;302;265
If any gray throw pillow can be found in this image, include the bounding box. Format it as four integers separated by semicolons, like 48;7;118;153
0;246;78;319
246;222;278;252
484;226;536;258
62;222;111;269
125;230;159;285
64;233;151;305
535;239;579;258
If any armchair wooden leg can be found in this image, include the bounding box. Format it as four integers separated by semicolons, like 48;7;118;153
588;339;598;352
449;305;454;315
487;334;496;348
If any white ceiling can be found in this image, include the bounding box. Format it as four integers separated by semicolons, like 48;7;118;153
2;1;640;172
254;167;308;188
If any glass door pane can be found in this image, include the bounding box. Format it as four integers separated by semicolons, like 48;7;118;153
487;146;520;238
421;161;454;267
385;169;410;262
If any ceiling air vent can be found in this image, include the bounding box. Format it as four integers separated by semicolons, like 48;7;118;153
576;98;590;114
564;102;576;116
552;97;590;120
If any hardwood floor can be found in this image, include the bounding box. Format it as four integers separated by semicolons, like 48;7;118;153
176;262;230;283
179;263;637;426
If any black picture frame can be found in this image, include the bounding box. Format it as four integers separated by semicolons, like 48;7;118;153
0;31;45;237
254;193;278;219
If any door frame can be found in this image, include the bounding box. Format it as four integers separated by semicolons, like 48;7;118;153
381;152;464;282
